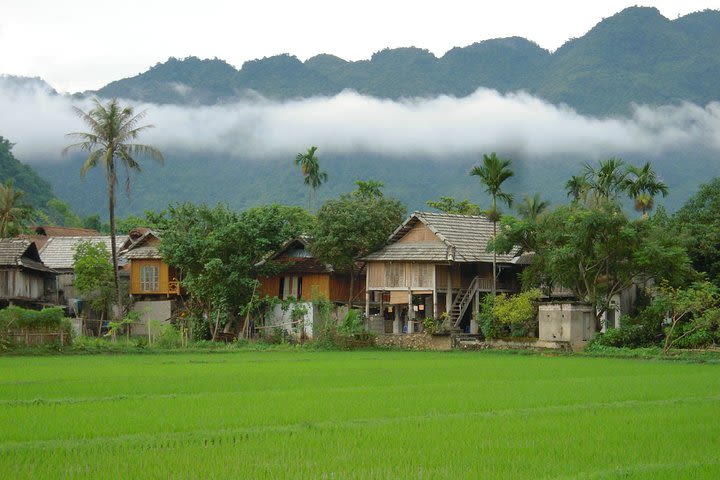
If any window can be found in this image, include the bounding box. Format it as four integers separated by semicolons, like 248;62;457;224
140;265;159;292
280;275;302;300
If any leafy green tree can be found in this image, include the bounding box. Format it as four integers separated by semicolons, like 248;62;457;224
651;281;720;355
470;152;514;296
42;198;83;227
311;181;406;306
495;201;692;328
623;162;668;218
160;203;310;340
673;178;720;287
516;193;549;221
426;196;482;215
294;146;328;212
0;180;33;237
73;240;115;333
63;98;164;319
115;210;169;234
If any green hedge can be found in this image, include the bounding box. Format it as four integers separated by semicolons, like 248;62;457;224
0;306;71;334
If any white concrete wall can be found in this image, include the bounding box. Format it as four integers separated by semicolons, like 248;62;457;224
266;302;315;338
131;300;174;336
539;303;595;350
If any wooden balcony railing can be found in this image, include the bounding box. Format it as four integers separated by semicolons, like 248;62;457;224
168;281;180;295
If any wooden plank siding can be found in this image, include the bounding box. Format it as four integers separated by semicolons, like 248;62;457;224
130;260;174;295
367;261;435;290
0;268;45;301
258;273;361;303
396;223;442;244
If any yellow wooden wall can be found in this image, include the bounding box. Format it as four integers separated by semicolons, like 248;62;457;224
130;259;171;295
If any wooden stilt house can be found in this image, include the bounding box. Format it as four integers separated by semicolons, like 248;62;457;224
362;212;524;333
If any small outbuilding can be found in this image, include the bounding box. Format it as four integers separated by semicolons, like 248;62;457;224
538;302;596;350
0;238;57;309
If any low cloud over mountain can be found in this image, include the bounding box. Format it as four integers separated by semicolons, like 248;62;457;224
2;80;720;164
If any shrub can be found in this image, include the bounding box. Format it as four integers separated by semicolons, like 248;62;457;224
479;295;498;339
480;290;542;339
0;306;70;333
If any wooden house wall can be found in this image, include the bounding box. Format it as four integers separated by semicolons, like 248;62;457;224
0;268;45;301
434;265;461;289
397;223;442;244
367;261;434;290
258;273;363;304
130;259;171;295
258;276;280;298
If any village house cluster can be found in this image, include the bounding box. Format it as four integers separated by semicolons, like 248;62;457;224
0;211;629;350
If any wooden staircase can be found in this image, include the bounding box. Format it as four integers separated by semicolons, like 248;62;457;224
449;276;482;329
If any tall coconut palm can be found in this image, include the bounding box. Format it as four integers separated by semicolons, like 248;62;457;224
294;146;328;212
624;162;668;218
517;193;549;221
470;152;514;296
63;98;164;319
0;180;33;237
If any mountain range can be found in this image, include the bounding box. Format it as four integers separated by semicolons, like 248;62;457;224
92;6;720;117
2;6;720;218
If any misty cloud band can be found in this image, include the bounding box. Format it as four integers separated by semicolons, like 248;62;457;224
2;81;720;162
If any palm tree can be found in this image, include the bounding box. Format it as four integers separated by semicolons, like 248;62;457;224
583;157;627;201
0;180;33;237
565;175;590;203
624;162;669;218
517;193;549;221
63;98;164;319
470;152;514;296
294;146;328;212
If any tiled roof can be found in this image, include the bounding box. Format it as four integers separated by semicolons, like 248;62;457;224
119;230;162;260
363;211;520;263
39;236;128;270
0;238;55;273
34;226;100;237
121;245;162;259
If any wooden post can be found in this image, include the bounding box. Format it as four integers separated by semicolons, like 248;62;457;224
365;292;370;318
393;306;401;334
432;265;439;319
407;289;414;334
446;264;453;315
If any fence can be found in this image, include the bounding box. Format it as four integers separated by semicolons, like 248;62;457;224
1;330;71;347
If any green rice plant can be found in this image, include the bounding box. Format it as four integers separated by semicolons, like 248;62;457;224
0;351;718;478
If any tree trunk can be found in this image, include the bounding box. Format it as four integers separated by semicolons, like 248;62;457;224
211;311;221;342
492;220;497;297
108;159;122;321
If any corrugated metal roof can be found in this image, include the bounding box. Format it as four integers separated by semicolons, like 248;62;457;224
39;236;127;270
0;238;55;273
363;211;520;263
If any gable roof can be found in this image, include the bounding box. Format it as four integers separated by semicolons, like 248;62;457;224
363;211;520;263
256;237;334;274
119;230;162;259
39;236;126;271
0;238;55;273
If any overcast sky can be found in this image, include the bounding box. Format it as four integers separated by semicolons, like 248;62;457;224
1;0;718;93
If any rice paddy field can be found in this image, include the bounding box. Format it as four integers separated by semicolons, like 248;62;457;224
1;350;719;479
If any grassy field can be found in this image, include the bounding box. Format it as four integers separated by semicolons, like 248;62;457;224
1;350;719;479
